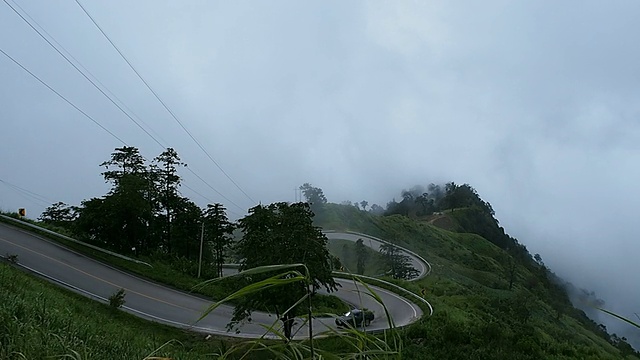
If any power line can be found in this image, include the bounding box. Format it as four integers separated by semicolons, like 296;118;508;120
3;0;165;149
0;47;243;212
0;47;128;145
73;0;256;204
180;183;243;218
7;0;171;148
0;178;52;207
181;183;215;204
3;1;241;212
185;167;245;212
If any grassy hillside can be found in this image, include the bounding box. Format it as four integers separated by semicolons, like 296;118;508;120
3;201;638;359
317;203;639;359
0;261;231;359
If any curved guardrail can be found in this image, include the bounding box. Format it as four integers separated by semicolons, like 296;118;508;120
332;271;433;316
323;230;432;280
323;230;434;318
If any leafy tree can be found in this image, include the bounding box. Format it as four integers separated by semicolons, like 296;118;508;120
39;202;77;227
503;254;517;290
170;197;203;260
234;202;338;339
438;182;495;216
533;253;544;266
204;203;235;278
97;146;154;254
341;244;351;270
152;148;186;255
299;183;327;215
415;193;435;216
369;204;385;215
379;243;418;280
100;146;146;183
385;198;406;216
330;253;342;271
74;197;110;247
427;183;444;202
355;238;369;275
360;200;368;211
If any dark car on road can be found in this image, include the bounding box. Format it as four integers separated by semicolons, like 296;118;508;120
335;309;374;328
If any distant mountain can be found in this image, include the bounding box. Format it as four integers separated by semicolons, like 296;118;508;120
313;183;639;359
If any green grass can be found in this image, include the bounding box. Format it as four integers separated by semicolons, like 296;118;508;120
0;261;229;359
3;205;638;359
316;204;637;359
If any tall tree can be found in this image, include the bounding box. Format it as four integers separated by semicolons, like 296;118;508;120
355;238;369;275
415;193;435;216
100;146;146;184
369;204;385;215
234;202;338;340
75;197;111;247
379;243;419;280
39;202;77;227
204;203;235;278
171;197;203;260
97;146;153;254
299;183;327;215
152;148;186;254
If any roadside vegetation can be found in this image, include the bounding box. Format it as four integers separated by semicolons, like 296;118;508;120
2;146;638;358
0;261;227;359
314;183;639;359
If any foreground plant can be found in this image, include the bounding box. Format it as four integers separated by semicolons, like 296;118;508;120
232;202;339;340
597;307;640;329
109;288;126;308
195;264;404;359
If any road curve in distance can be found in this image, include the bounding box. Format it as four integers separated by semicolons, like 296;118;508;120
324;231;431;280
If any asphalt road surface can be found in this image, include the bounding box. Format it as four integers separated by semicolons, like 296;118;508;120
0;222;424;339
324;231;429;280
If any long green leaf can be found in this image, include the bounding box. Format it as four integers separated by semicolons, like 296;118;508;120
597;307;640;329
196;271;306;322
192;264;306;291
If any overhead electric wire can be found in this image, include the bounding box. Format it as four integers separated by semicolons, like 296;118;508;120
0;47;244;212
7;0;171;148
73;0;256;205
185;167;244;212
2;0;165;149
3;1;245;212
0;48;128;145
0;178;53;207
181;183;215;204
179;184;242;218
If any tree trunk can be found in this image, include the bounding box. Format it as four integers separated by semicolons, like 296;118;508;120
282;313;295;340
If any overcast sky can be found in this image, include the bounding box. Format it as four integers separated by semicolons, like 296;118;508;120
2;0;639;341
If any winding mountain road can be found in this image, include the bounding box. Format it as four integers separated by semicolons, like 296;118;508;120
324;231;431;280
0;221;429;339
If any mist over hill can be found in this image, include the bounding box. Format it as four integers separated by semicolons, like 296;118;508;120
305;181;640;357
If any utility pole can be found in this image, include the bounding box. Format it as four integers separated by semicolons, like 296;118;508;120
198;222;204;278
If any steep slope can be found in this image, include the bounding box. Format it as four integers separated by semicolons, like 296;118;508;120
316;203;639;359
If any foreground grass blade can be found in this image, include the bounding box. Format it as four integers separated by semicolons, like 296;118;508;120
196;270;306;322
597;307;640;329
